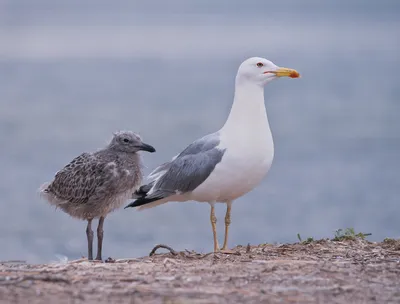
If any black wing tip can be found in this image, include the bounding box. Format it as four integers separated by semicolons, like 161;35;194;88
124;202;135;209
124;196;164;209
134;188;146;197
124;198;150;209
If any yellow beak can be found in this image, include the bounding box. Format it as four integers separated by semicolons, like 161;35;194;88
274;67;300;78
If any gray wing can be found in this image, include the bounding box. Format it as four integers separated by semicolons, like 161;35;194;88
45;153;110;204
144;133;226;200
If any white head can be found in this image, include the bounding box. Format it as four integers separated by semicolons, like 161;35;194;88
236;57;300;86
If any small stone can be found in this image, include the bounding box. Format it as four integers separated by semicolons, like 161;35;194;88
186;276;202;282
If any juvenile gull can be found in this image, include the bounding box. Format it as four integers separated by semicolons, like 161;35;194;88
125;57;300;253
40;131;155;260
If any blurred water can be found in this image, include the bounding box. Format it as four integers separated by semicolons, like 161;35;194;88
0;1;399;263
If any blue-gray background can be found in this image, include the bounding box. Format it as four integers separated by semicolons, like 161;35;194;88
0;0;399;263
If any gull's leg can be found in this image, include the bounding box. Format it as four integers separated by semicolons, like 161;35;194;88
220;201;236;254
86;219;94;261
95;216;105;261
221;201;232;251
209;203;220;252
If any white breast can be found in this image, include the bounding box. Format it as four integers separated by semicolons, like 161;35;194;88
191;126;274;203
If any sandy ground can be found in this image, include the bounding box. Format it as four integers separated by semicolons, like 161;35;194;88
1;239;400;304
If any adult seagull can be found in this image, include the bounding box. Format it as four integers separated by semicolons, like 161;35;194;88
125;57;300;253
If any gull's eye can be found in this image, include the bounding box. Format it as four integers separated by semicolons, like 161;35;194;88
256;62;264;68
123;138;130;143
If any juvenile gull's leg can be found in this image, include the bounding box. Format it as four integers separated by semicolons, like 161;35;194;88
220;201;235;253
95;216;105;261
86;219;94;260
209;204;220;252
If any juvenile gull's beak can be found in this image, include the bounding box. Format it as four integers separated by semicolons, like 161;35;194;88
272;67;300;78
139;142;156;153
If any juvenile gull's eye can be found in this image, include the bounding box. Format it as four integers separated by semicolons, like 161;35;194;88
123;138;129;143
256;62;264;68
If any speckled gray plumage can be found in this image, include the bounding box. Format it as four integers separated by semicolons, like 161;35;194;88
42;151;142;219
39;131;155;260
41;132;146;219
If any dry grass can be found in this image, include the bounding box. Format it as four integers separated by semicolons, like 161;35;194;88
1;238;400;304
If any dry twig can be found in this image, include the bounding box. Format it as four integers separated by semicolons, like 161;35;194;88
149;244;178;257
